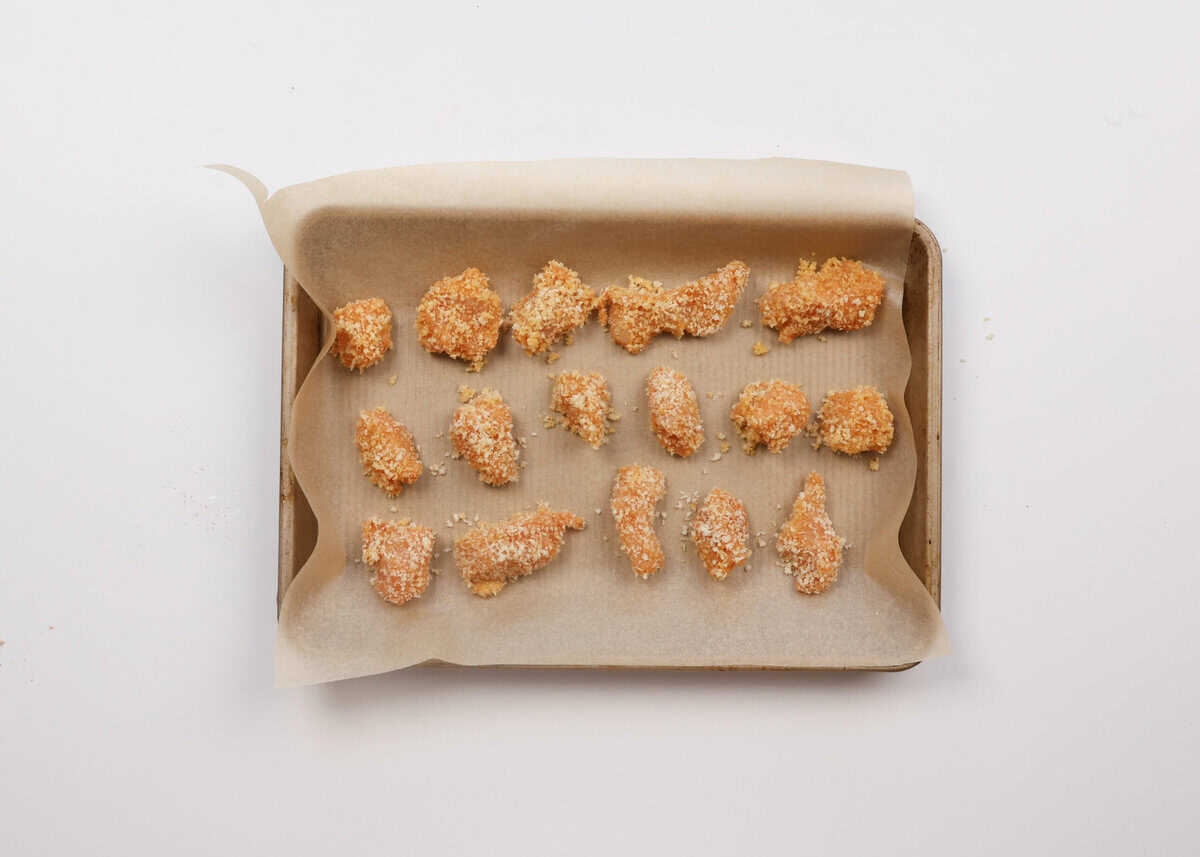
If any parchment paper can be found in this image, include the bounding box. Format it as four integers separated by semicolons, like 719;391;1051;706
229;159;949;686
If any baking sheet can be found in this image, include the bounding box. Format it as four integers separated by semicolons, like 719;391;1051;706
226;159;949;685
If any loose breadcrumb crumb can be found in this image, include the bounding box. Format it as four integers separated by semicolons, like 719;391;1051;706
646;366;704;457
457;385;476;403
388;374;398;385
693;488;752;580
355;407;422;496
416;268;503;370
331;298;392;371
362;518;436;605
611;464;667;578
740;320;754;328
730;380;810;454
551;370;613;449
818;386;895;455
454;503;584;597
752;341;769;356
450;388;521;486
776;473;846;594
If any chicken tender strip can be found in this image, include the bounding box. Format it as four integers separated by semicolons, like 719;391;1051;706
510;260;598;356
729;380;810;454
362;518;436;605
759;258;886;343
776;473;845;594
692;488;752;580
818;386;894;455
610;465;666;579
331;297;392;371
455;503;585;597
598;261;749;353
355;407;422;496
451;388;520;486
646;366;704;457
551;370;613;448
416;267;503;370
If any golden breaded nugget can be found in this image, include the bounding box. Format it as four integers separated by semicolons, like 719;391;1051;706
610;464;666;579
759;258;885;342
355;407;422;496
776;473;845;594
415;268;503;370
818;386;894;455
454;503;585;597
361;518;436;605
646;366;704;457
666;260;750;337
692;488;751;580
596;276;678;354
551;370;612;449
510;260;598;356
331;298;392;371
598;262;749;353
729;380;810;454
450;388;520;486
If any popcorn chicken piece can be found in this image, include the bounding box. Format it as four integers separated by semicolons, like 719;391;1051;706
355;407;422;496
454;503;585;597
692;488;752;580
598;262;749;353
416;268;503;370
361;518;436;605
759;258;886;342
551;370;612;448
451;388;520;486
610;465;666;578
331;298;392;371
729;380;810;454
818;386;894;455
646;366;704;457
776;473;845;594
510;260;598;356
596;276;678;354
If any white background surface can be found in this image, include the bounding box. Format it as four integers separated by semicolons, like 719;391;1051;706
2;1;1197;853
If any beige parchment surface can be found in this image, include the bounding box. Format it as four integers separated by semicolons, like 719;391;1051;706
232;159;949;686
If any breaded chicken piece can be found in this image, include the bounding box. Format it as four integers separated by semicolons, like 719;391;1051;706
692;488;752;580
450;388;520;486
610;464;666;579
331;298;392;371
415;267;503;370
596;276;679;354
776;473;846;594
818;386;895;455
759;258;886;342
598;262;749;353
646;366;704;457
510;260;598;356
361;518;436;605
551;370;613;448
729;380;810;454
355;407;423;496
455;503;585;597
666;260;751;337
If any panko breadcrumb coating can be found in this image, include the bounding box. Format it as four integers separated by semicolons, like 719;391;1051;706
610;465;666;579
454;503;585;597
596;276;679;354
598;261;749;353
355;407;422;496
510;260;598;356
451;388;520;486
416;268;503;370
818;386;895;455
759;258;886;342
692;488;752;580
551;371;613;448
729;380;810;454
646;366;704;457
362;518;436;605
776;473;845;594
331;298;392;371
